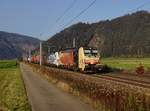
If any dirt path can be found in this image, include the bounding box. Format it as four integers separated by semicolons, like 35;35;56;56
20;63;95;111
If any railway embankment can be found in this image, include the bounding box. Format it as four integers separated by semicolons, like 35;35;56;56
25;62;150;111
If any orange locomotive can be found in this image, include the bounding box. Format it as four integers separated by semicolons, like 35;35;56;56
58;47;100;71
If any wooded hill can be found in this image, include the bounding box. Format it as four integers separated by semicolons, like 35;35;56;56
47;11;150;57
0;31;40;59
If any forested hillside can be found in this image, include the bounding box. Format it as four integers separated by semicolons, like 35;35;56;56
48;11;150;57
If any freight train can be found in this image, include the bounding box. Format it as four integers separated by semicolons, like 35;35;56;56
30;47;100;71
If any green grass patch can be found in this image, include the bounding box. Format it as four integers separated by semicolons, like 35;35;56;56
0;61;31;111
0;60;17;68
101;57;150;70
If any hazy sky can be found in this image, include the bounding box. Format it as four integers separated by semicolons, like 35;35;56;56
0;0;150;40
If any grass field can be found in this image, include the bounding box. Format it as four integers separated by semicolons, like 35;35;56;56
101;58;150;70
0;61;31;111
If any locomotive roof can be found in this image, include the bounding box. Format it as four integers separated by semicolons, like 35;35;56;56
59;47;97;52
59;47;77;52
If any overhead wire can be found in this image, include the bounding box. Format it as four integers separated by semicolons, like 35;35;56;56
128;0;150;13
62;0;150;30
38;0;150;52
61;0;97;29
46;0;150;38
41;0;77;38
94;0;150;32
55;0;77;23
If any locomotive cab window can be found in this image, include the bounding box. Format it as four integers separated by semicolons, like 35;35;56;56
92;50;98;57
84;50;92;57
84;49;98;57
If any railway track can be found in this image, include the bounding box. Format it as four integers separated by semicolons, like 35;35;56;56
93;74;150;89
104;74;150;84
121;72;150;78
28;62;150;89
45;65;150;89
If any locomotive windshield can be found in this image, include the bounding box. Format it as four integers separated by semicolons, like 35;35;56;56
92;50;98;56
84;49;98;57
84;50;91;54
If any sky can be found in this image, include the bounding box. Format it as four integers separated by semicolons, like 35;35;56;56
0;0;150;40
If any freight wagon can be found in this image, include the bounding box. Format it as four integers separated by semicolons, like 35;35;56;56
58;48;78;69
47;52;59;66
31;55;40;63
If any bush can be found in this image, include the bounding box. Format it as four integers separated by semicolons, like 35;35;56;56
136;64;145;75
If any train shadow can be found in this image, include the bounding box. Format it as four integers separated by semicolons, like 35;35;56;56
95;65;123;74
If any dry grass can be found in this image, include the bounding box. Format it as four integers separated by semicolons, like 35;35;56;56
27;62;150;111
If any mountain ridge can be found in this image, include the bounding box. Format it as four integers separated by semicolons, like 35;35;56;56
0;31;40;59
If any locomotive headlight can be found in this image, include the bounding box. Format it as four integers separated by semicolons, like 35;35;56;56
90;60;96;64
